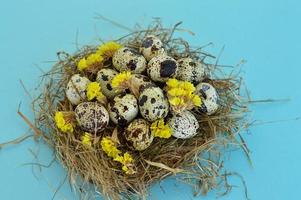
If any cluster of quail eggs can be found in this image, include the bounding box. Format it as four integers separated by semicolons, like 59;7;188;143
65;35;219;151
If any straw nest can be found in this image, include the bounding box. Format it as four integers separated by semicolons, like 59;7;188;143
19;20;250;200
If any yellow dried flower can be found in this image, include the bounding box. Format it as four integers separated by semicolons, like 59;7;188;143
54;112;74;133
168;88;186;97
101;137;135;174
122;165;129;173
86;53;103;66
97;41;122;59
77;58;88;71
169;97;184;106
77;53;104;72
192;95;201;107
166;78;202;111
179;81;195;92
166;78;179;88
111;71;132;89
113;155;123;163
123;152;134;163
101;137;121;158
150;119;172;139
114;152;134;174
81;132;93;147
86;82;105;101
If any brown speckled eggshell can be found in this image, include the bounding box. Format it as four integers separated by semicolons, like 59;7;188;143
138;86;169;122
108;93;139;126
131;74;153;93
176;58;205;84
96;68;121;99
112;47;146;73
195;82;219;115
169;111;199;139
75;102;109;134
140;35;165;61
124;118;153;151
147;54;178;82
66;74;91;105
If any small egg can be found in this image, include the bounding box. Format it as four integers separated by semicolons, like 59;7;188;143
96;68;121;99
169;111;199;139
112;47;146;73
138;86;169;122
140;35;165;61
195;82;219;115
108;93;139;126
66;74;91;105
124;119;153;151
176;58;205;84
131;74;153;93
147;54;178;82
75;102;109;133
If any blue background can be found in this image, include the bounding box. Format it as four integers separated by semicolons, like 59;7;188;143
1;0;300;199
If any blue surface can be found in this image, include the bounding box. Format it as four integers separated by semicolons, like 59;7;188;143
1;0;300;199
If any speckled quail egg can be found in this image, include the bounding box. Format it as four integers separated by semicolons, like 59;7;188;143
96;68;121;99
138;86;169;122
124;118;153;151
168;111;199;139
131;74;153;93
176;58;205;84
140;35;165;61
112;47;146;73
66;74;91;105
108;93;139;126
195;82;219;115
147;54;178;82
75;102;109;133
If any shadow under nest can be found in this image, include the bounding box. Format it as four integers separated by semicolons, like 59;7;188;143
31;20;250;200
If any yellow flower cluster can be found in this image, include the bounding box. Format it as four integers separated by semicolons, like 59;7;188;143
97;41;122;59
111;71;132;89
166;78;202;108
81;132;93;147
54;112;74;133
101;137;121;158
77;53;104;71
77;41;122;72
150;119;172;139
114;153;134;174
101;137;135;174
86;82;105;101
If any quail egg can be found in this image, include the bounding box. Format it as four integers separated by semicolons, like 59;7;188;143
140;35;165;61
96;68;121;99
176;58;205;84
75;102;109;133
108;93;139;126
112;47;146;73
66;74;91;105
138;86;169;122
147;54;178;82
195;82;219;115
131;74;153;93
169;111;199;139
124;118;153;151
